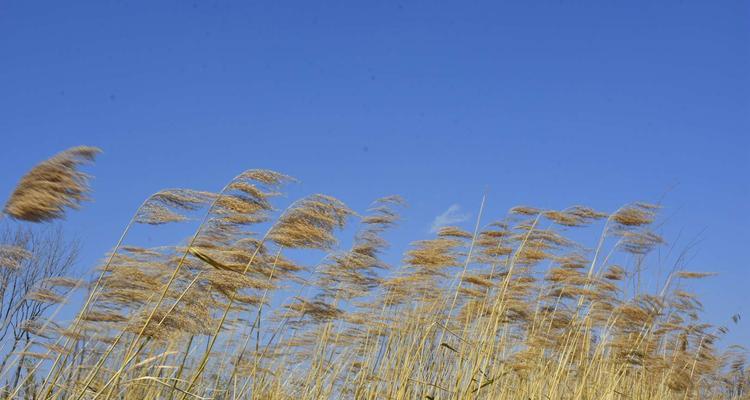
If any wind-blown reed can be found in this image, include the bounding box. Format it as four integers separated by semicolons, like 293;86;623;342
0;158;746;399
3;146;100;222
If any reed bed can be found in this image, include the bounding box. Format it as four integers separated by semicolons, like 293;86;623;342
0;148;747;399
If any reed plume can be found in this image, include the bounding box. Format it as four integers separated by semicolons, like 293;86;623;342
4;146;100;222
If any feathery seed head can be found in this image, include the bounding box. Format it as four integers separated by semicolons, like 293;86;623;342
4;146;100;222
136;189;216;225
0;245;32;270
269;194;353;249
612;203;658;227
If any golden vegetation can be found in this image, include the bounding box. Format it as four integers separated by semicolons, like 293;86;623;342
4;146;100;222
0;149;747;399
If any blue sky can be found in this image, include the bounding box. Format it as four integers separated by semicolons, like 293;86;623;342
1;1;748;344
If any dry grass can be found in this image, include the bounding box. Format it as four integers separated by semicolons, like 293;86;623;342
0;155;747;399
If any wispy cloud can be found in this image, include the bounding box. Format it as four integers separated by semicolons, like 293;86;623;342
430;204;471;233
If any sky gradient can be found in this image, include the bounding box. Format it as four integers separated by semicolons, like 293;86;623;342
1;1;748;344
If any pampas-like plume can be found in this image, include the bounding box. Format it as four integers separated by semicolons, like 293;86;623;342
269;194;353;249
612;203;658;227
404;237;463;273
0;245;32;269
677;271;718;279
25;288;66;304
135;189;217;225
543;205;607;227
4;146;100;222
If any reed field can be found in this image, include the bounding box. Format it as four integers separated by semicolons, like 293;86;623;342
0;146;746;400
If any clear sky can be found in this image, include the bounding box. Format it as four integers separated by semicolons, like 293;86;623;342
1;2;748;345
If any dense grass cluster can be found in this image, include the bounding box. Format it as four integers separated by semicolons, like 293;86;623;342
0;147;747;399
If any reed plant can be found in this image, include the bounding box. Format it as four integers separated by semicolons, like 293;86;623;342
0;147;746;399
